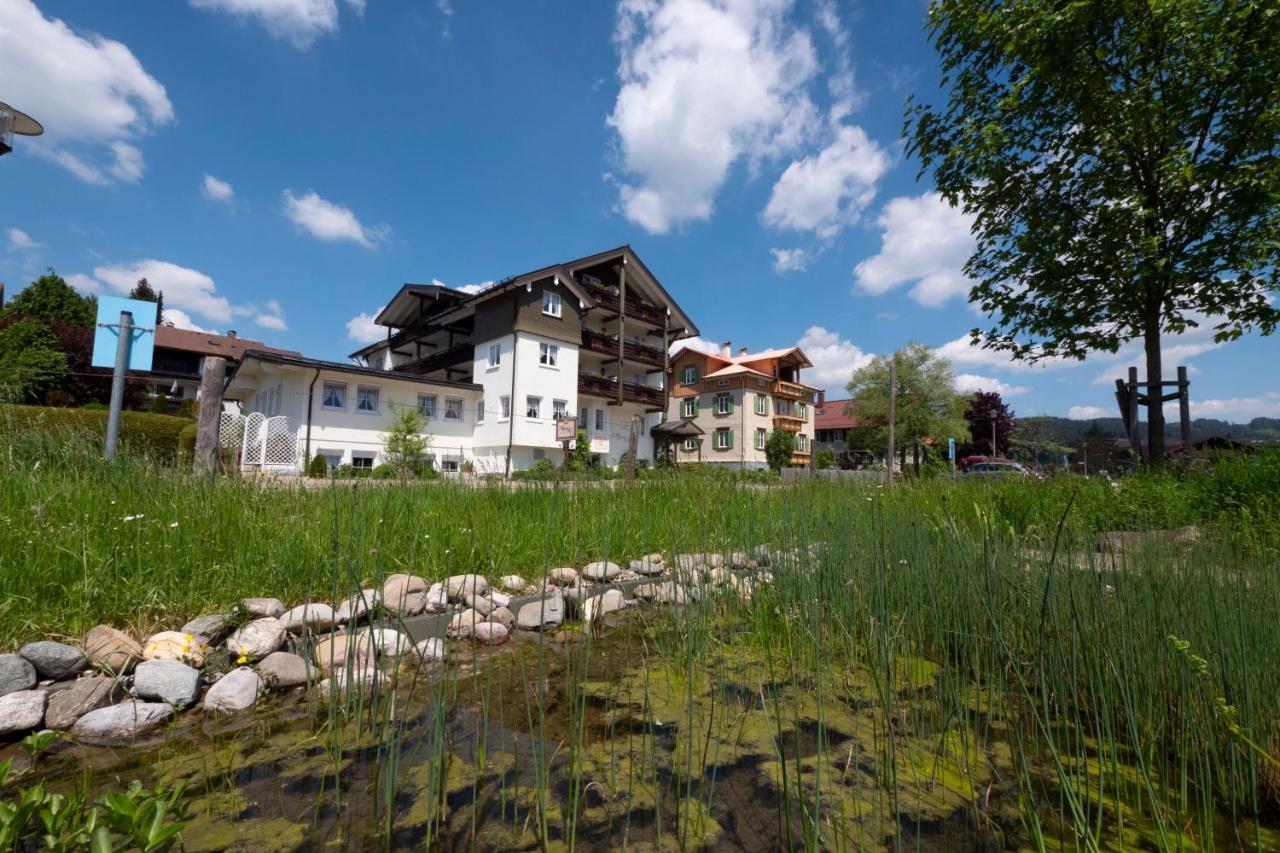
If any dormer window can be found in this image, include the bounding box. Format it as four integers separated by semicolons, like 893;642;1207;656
542;290;562;318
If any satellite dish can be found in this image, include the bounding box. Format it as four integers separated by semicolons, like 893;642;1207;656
0;102;43;136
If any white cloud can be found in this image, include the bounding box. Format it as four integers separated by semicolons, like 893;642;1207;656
91;259;234;323
1067;405;1108;420
254;299;287;331
0;0;172;184
608;0;819;233
797;325;873;389
934;334;1074;373
763;125;888;239
1190;392;1280;420
442;278;495;296
346;307;385;344
669;335;724;357
161;308;218;334
190;0;365;48
770;247;809;273
954;373;1030;397
202;174;235;203
854;191;976;306
282;189;389;249
65;273;102;296
6;228;41;250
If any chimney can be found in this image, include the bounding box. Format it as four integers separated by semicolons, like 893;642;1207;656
817;390;825;408
720;341;731;358
226;330;237;339
739;347;748;357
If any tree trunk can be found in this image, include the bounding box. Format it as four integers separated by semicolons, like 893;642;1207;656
1143;305;1165;465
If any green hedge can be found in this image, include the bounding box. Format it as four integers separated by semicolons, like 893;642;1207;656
0;404;192;463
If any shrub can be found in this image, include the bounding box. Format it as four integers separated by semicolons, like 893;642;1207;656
371;463;397;480
306;454;328;478
177;424;197;460
814;446;836;470
0;403;190;463
148;394;168;414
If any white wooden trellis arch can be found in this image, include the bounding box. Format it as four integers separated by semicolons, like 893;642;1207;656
241;412;266;467
261;416;297;469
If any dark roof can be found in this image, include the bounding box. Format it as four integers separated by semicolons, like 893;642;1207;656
650;418;704;438
814;398;862;431
225;349;482;393
154;325;300;361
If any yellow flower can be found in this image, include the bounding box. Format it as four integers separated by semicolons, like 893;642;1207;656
236;655;248;665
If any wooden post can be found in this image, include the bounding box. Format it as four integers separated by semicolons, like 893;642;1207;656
626;414;640;480
1127;366;1141;459
885;359;896;483
1177;365;1191;455
193;356;226;478
912;440;920;477
617;261;627;407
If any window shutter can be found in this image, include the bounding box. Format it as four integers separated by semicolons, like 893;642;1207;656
692;366;699;383
726;395;734;414
727;429;734;449
693;397;700;417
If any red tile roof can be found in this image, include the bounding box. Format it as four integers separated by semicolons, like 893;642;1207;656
814;398;862;430
154;325;300;361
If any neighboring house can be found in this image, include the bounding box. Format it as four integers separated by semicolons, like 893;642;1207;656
142;325;300;404
663;343;819;469
225;245;699;475
814;395;861;446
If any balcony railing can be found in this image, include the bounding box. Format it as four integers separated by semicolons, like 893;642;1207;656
790;451;812;465
580;281;668;327
578;373;665;408
772;380;808;399
580;329;666;367
395;343;472;376
773;414;805;432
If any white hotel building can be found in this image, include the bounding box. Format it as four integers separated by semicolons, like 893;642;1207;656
223;246;700;475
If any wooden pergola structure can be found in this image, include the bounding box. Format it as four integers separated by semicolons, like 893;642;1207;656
650;418;704;465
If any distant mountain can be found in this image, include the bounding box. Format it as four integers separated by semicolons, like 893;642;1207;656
1022;415;1280;446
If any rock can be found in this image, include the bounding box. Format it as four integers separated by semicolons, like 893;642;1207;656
730;575;754;600
256;652;311;689
673;554;700;571
133;660;201;708
472;622;509;645
728;551;751;569
582;561;621;582
516;594;564;630
83;626;142;674
630;558;665;576
335;590;379;625
465;592;497;616
582;589;625;624
705;553;725;568
318;668;386;698
548;567;578;586
181;614;232;646
280;602;337;634
71;701;173;745
143;631;209;667
560;582;590;605
1097;526;1201;555
369;629;413;658
382;574;428;612
312;634;374;672
386;591;428;616
633;583;661;602
414;638;447;664
643;552;665;565
204;668;261;713
225;618;286;660
658;583;699;605
0;690;46;735
499;575;526;593
447;609;483;639
0;656;35;700
19;641;87;681
489;590;512;609
708;567;733;585
488;606;515;630
445;574;488;601
423;583;449;613
46;676;120;730
241;597;285;619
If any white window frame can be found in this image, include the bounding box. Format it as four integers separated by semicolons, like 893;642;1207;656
417;394;437;419
553;399;568;420
681;365;697;385
594;408;606;432
319;449;344;469
715;428;731;450
526;395;542;419
444;397;463;421
322;382;347;411
476;398;485;424
539;342;559;368
500;395;511;420
351;452;376;471
487;343;502;369
682;438;698;452
716;394;731;415
681;398;696;419
755;394;768;416
542;290;562;318
755;429;767;450
355;385;379;415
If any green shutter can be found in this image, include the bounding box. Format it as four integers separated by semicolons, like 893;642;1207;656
726;394;734;414
693;397;700;417
727;429;734;449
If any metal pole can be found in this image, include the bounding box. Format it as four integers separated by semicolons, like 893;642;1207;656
885;359;896;484
104;311;133;461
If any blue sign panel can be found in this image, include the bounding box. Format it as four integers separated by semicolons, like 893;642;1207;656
91;296;157;371
947;437;956;461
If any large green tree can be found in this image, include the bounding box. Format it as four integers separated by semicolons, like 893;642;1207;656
961;390;1016;456
3;270;96;327
909;0;1280;464
0;318;67;401
846;343;970;453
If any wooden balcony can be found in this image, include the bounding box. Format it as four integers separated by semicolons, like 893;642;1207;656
395;343;472;376
580;330;666;368
772;380;808;399
790;451;812;465
578;373;665;408
773;414;805;432
580;281;668;327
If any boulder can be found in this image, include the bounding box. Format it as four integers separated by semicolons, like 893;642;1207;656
335;589;379;625
369;629;413;659
241;597;285;619
630;558;665;576
728;551;751;569
71;701;173;745
582;589;626;624
423;583;449;613
673;554;701;571
204;668;262;713
642;552;665;565
499;575;526;593
465;592;498;616
387;591;428;616
472;622;509;646
143;631;209;667
312;634;374;672
414;638;447;664
19;641;87;681
488;606;515;630
181;614;232;646
0;690;46;736
447;609;483;639
225;618;286;661
45;676;120;730
489;590;512;609
708;567;733;585
133;660;200;708
1097;526;1201;555
280;602;337;634
658;583;698;605
318;668;386;698
0;653;39;697
515;594;564;630
633;583;661;602
382;574;428;611
445;574;488;601
582;561;621;582
83;626;142;674
256;652;311;689
548;567;578;586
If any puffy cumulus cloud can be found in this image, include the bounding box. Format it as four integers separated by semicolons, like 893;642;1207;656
282;189;390;249
669;335;724;357
854;192;976;306
1190;391;1280;419
1067;405;1108;420
87;259;240;324
202;174;234;203
933;334;1074;374
763;125;888;239
65;272;102;296
0;0;172;184
346;307;385;344
796;325;873;389
254;299;287;331
769;247;809;273
190;0;365;48
954;373;1030;397
608;0;820;233
6;228;41;250
161;308;218;335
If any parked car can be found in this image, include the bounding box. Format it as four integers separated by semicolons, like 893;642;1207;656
962;461;1030;478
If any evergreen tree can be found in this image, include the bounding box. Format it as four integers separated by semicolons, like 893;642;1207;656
4;270;96;327
128;278;163;324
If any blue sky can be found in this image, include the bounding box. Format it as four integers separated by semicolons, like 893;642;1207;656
2;0;1276;421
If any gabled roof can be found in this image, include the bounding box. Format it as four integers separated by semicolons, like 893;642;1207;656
669;344;816;385
814;398;862;431
154;325;299;361
704;363;771;380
